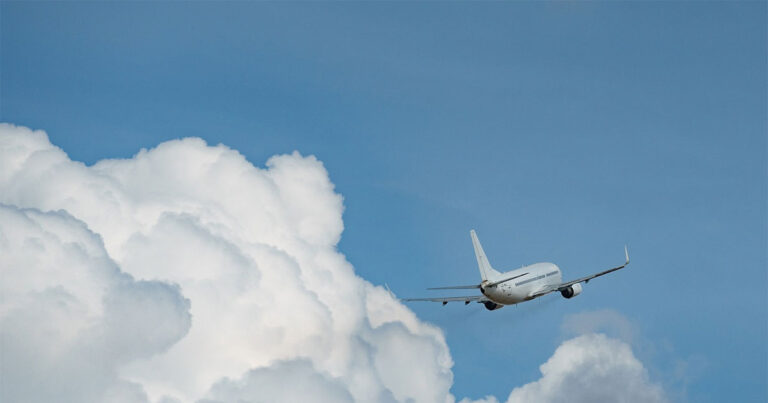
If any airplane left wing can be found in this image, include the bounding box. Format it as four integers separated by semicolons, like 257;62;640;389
402;295;487;305
529;245;630;299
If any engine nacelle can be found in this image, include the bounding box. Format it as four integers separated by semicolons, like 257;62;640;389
560;283;583;299
483;301;504;311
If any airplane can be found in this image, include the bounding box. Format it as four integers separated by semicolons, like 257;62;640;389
403;230;629;310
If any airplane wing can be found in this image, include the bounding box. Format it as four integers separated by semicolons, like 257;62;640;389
529;246;630;298
402;295;487;304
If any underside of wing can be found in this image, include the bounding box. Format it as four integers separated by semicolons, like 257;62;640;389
529;285;559;298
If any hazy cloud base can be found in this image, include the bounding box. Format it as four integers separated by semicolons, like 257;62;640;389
0;124;666;403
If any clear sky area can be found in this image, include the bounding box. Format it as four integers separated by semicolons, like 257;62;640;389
1;2;766;402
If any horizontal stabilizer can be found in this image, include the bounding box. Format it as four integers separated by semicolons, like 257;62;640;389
486;272;528;287
427;284;480;290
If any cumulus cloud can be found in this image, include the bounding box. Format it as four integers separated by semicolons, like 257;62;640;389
0;123;667;403
0;123;450;403
505;334;668;403
0;205;190;403
201;359;356;403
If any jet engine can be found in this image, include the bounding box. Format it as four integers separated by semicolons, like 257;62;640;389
483;301;504;311
560;283;583;299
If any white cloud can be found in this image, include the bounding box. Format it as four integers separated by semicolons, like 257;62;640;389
505;333;668;403
561;309;638;344
0;123;451;403
0;123;668;403
201;360;357;403
458;396;500;403
0;205;190;403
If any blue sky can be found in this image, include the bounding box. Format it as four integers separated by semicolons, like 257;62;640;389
2;2;766;401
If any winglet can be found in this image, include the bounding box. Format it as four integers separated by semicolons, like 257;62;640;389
624;245;630;265
384;283;396;299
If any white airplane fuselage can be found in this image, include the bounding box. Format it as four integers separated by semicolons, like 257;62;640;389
480;263;562;305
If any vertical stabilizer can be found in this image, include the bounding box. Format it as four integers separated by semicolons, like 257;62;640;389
470;230;501;281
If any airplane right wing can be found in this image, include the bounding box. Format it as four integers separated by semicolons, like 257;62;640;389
529;245;630;299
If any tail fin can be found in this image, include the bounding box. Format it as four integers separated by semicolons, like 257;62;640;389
470;230;502;281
